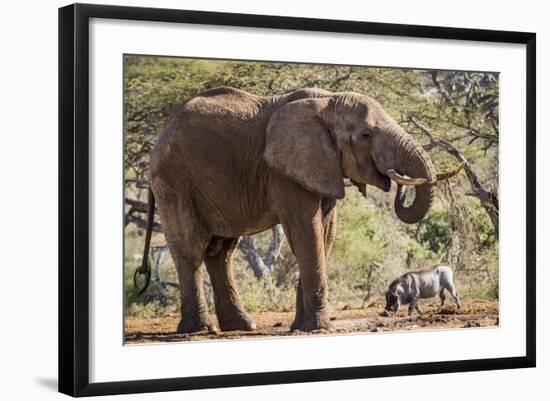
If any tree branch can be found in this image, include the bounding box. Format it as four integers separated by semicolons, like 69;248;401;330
409;116;499;235
238;225;286;279
125;212;162;232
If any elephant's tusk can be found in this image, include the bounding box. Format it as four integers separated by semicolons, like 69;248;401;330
435;162;465;182
386;169;428;186
387;162;464;186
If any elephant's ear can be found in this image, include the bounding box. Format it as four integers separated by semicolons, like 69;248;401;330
264;98;345;199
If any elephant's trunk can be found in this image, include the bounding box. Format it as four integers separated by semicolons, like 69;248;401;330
394;182;435;224
383;125;436;224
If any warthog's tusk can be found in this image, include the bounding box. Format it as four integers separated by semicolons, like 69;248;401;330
386;169;428;186
435;161;465;182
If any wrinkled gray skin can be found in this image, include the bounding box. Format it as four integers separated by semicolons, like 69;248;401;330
148;87;442;334
385;265;461;315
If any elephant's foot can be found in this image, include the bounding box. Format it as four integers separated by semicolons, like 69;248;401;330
177;315;218;334
290;309;305;331
290;318;302;332
218;313;256;332
291;316;333;332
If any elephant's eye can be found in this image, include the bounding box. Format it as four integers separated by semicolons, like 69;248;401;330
361;130;371;139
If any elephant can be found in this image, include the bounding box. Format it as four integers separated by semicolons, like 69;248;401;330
135;86;463;333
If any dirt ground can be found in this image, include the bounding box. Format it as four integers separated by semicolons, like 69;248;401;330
124;299;498;344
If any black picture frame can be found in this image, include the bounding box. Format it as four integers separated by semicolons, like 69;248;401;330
59;3;536;397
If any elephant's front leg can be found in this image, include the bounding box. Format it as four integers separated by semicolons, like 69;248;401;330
290;279;305;331
291;202;337;331
275;189;332;332
290;217;331;331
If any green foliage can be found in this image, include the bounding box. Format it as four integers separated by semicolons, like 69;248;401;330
417;210;452;254
124;56;499;318
334;190;388;263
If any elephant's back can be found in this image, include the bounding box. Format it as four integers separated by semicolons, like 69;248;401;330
177;87;269;124
151;87;270;173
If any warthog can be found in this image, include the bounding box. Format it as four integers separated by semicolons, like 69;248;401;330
384;265;461;315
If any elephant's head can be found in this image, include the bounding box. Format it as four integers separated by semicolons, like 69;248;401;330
264;92;462;224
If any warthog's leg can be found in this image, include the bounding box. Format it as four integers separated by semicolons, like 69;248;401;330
451;289;461;309
443;284;461;309
409;277;421;315
447;284;461;309
439;289;446;306
441;272;461;309
409;298;420;315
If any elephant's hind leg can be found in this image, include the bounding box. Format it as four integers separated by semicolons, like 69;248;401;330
155;192;217;334
204;237;256;331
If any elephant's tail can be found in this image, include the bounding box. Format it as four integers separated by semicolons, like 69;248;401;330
134;186;155;296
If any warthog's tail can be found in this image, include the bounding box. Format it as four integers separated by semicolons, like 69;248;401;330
134;186;155;296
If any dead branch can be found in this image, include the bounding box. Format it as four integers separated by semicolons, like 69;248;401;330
263;225;285;268
151;244;179;292
239;225;286;279
239;236;271;278
125;178;149;189
125;210;162;232
409;116;499;235
125;197;155;213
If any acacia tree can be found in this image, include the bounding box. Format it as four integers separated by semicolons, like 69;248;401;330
405;71;499;235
